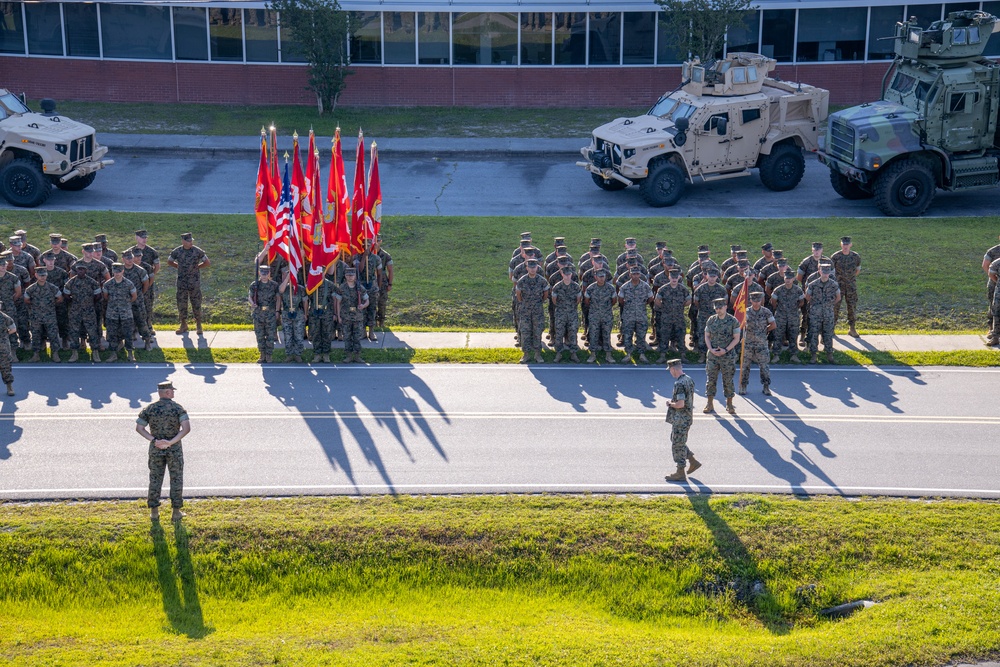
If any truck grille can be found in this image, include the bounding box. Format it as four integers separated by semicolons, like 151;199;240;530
69;135;94;165
596;137;622;168
828;119;855;164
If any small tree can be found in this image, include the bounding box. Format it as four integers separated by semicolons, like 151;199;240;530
270;0;352;114
655;0;756;63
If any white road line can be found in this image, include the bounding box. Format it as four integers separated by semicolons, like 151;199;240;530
14;364;1000;373
2;483;998;496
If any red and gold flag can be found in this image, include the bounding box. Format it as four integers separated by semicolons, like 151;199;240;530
254;130;272;243
364;141;382;240
327;128;352;255
300;130;318;260
733;276;750;327
350;129;366;255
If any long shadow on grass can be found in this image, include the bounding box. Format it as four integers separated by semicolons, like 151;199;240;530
151;523;212;639
262;362;449;493
686;492;791;635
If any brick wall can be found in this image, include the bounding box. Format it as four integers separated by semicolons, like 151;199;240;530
3;56;897;107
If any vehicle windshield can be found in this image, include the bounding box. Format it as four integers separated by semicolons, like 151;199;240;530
648;95;678;118
673;103;696;120
0;92;29;115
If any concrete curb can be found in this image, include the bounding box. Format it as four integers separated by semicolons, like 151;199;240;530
101;133;587;158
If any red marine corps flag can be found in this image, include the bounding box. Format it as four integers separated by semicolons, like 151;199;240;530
254;129;273;243
327;128;352;256
364;141;382;240
307;145;337;294
733;277;750;328
300;130;319;261
350;129;367;255
290;132;311;257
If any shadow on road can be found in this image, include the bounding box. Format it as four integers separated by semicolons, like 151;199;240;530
151;522;212;639
528;365;670;413
0;399;22;461
262;364;450;493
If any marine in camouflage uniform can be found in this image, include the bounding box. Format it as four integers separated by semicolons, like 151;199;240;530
770;270;805;362
14;230;41;265
41;234;77;273
693;269;727;360
355;242;382;340
279;278;307;362
22;269;62;361
374;236;393;328
136;381;190;519
584;270;616;363
63;265;102;359
6;240;32;349
704;298;741;414
167;233;209;334
797;242;831;346
40;256;69;346
549;267;581;361
618;268;653;362
335;267;369;363
0;257;21;350
740;293;776;395
831;236;862;337
249;265;280;362
654;270;691;358
984;236;1000;336
0;307;15;394
72;244;110;344
664;358;700;481
103;266;137;360
127;230;161;334
805;265;841;363
986;257;1000;345
308;273;339;363
515;259;549;362
94;234;118;263
122;252;155;349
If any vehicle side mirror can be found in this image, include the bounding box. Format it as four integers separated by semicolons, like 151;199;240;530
18;92;27;106
716;117;728;135
675;117;689;132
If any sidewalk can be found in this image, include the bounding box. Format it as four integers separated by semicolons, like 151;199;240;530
101;133;584;157
153;330;996;352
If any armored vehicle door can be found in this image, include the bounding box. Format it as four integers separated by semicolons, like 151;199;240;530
729;105;766;167
694;111;734;172
941;84;987;152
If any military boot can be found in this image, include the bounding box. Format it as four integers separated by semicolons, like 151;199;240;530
570;351;580;363
987;335;999;347
656;353;667;364
105;352;118;363
533;351;543;363
5;382;13;396
697;352;706;364
586;353;597;363
738;384;747;396
687;455;702;475
343;353;354;364
770;352;779;364
195;318;204;335
849;324;859;338
150;507;159;521
126;350;135;362
171;509;185;522
553;351;563;363
726;397;736;414
256;355;265;364
664;465;687;482
519;352;530;364
51;347;61;363
175;320;188;334
292;355;302;364
826;349;836;364
264;353;272;363
91;350;101;363
638;353;649;364
28;352;39;363
809;352;818;364
604;351;617;364
790;351;801;364
702;397;715;414
68;350;79;363
354;352;364;363
762;384;772;396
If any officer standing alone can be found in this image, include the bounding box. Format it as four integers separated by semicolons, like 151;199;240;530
135;381;191;522
664;358;701;482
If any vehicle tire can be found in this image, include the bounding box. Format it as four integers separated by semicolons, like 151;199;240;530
829;170;873;200
758;143;805;192
0;158;51;208
872;160;935;217
54;172;97;192
591;172;628;191
640;162;686;207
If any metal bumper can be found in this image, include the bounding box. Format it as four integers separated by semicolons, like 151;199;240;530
816;152;870;184
575;157;634;187
58;158;115;183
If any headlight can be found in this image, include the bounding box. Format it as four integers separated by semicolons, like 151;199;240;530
623;148;636;160
55;144;68;155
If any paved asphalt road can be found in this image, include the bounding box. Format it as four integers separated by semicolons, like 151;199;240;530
9;151;1000;218
2;364;997;500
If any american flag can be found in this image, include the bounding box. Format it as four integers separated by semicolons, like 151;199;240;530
274;161;303;288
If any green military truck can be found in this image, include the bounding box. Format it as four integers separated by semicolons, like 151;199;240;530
818;11;1000;216
0;91;113;208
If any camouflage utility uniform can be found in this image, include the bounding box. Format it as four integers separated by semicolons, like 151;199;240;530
618;279;653;356
655;282;690;353
0;311;14;386
137;398;189;509
279;282;307;358
63;274;102;351
335;281;369;356
667;371;696;466
984;243;1000;333
988;257;1000;341
770;283;804;355
831;250;861;326
103;278;137;352
45;266;70;342
550;279;581;354
806;279;840;356
168;244;208;323
693;282;727;353
0;272;20;348
249;278;280;357
741;305;775;392
23;281;61;354
123;264;154;347
705;313;740;400
376;247;393;327
308;278;338;357
585;281;616;353
516;273;549;353
127;244;159;331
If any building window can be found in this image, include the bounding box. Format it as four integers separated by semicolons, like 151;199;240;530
349;11;381;64
554;12;587;65
418;12;449;64
245;9;278;63
796;7;866;61
25;2;62;56
908;4;943;28
726;11;760;55
622;12;655;64
869;5;904;60
589;12;621;65
944;3;982;14
280;20;308;63
173;7;208;61
656;13;685;64
100;4;171;60
453;12;516;65
985;2;1000;55
0;2;24;54
521;13;552;65
64;3;98;57
761;9;795;62
384;11;415;64
210;8;243;61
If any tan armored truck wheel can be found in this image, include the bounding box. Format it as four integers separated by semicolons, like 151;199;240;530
829;171;872;200
0;158;51;208
591;173;628;191
640;162;686;207
54;172;97;192
873;160;935;217
758;143;805;192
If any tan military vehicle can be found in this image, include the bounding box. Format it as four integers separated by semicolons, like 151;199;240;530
0;91;113;208
578;53;829;207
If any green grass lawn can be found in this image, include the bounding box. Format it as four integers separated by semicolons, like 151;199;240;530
42;100;635;139
1;212;997;332
2;495;999;666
